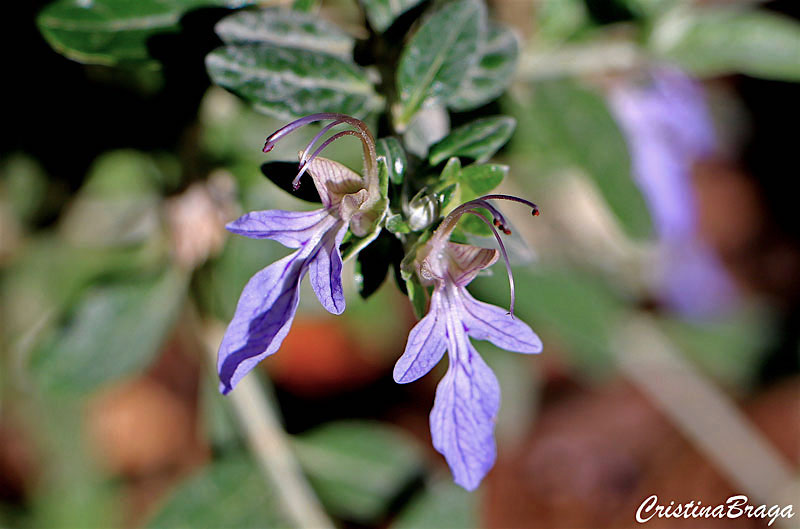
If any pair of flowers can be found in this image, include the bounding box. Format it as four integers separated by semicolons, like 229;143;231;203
217;114;542;490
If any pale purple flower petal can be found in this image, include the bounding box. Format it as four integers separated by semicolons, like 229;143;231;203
608;68;715;240
609;67;737;317
430;327;500;491
305;157;365;209
307;223;348;315
393;293;448;383
217;252;307;394
660;239;735;317
226;209;330;248
218;213;340;393
459;289;542;354
444;243;499;287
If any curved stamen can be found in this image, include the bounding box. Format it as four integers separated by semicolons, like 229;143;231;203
435;199;508;244
292;130;361;189
465;210;516;316
479;194;540;216
262;113;378;196
264;113;351;153
300;120;346;165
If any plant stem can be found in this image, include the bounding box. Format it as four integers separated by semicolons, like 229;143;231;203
200;321;335;529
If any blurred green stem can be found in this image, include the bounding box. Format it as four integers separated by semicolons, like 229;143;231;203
199;318;334;529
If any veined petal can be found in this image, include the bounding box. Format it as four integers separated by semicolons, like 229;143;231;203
306;156;364;209
430;329;500;491
445;242;498;286
393;290;447;383
217;251;306;394
460;288;542;354
308;222;348;315
226;209;331;248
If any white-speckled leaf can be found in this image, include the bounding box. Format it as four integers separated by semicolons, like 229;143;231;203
361;0;424;33
37;0;253;65
205;44;383;120
429;116;516;165
650;7;800;81
215;8;354;58
394;0;485;128
448;24;519;111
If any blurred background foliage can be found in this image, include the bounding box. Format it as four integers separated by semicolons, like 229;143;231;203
2;0;799;528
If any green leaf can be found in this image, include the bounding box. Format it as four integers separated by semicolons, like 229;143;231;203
386;213;412;234
657;309;767;388
459;163;507;197
523;79;652;239
355;231;394;299
361;0;424;33
438;157;462;184
395;0;486;128
37;0;249;65
147;455;286;529
206;44;383;120
392;480;477;529
215;8;354;58
448;24;520;111
457;206;492;236
623;0;676;18
294;421;424;522
30;268;188;395
292;0;320;13
376;137;408;185
406;277;428;319
650;7;800;81
0;154;49;224
473;264;623;377
535;0;590;43
429;117;516;166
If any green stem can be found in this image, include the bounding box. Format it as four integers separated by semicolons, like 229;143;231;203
199;320;334;529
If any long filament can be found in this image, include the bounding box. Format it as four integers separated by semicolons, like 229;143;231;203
465;210;516;316
300;120;345;164
292;130;361;189
263;113;377;194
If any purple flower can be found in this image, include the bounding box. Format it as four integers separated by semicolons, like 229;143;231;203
218;114;384;394
609;68;735;316
394;195;543;490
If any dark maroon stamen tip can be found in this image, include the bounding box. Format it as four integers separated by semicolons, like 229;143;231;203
532;207;540;216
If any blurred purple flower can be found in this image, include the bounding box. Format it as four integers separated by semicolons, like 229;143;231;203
218;114;382;394
394;195;542;490
609;68;735;316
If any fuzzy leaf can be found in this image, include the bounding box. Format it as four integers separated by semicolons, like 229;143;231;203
376;137;408;185
206;44;383;120
448;24;519;111
361;0;424;33
215;8;354;58
524;79;652;238
392;480;477;529
386;214;412;234
30;268;188;395
37;0;249;65
460;163;507;197
429;117;516;166
651;7;800;81
147;455;286;528
395;0;485;127
295;421;424;522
